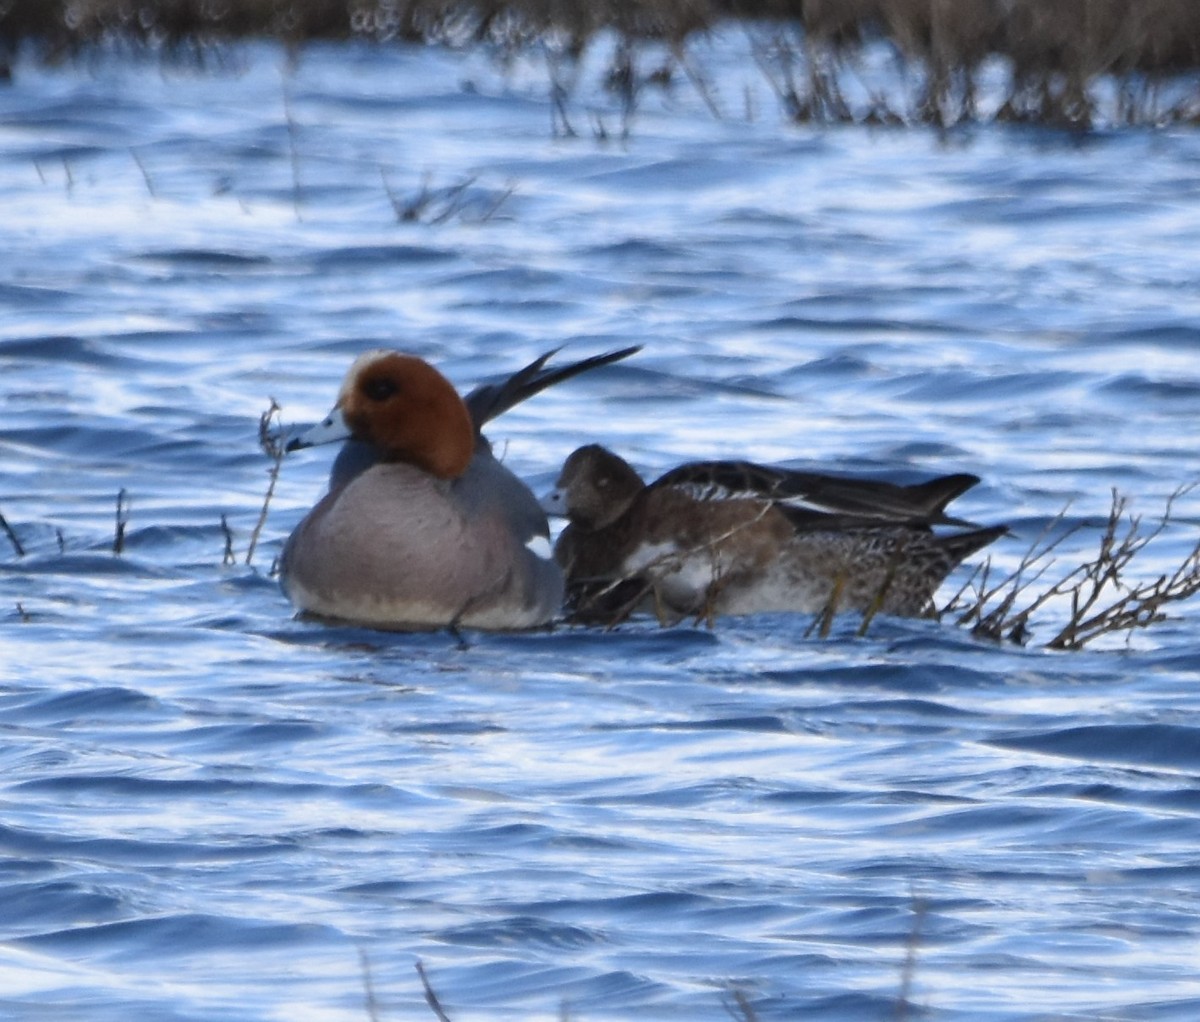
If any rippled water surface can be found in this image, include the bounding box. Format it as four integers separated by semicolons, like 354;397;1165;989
2;36;1200;1022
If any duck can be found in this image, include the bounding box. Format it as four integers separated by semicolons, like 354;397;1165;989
542;444;1006;625
280;347;638;631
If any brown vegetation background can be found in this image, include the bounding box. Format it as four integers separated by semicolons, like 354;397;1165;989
4;1;1199;125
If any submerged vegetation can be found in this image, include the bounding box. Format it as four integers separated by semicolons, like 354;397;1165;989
5;0;1200;128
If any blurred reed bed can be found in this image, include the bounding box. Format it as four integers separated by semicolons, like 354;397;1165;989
3;0;1200;127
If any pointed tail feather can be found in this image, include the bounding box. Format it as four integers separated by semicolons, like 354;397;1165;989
465;346;641;429
935;524;1008;568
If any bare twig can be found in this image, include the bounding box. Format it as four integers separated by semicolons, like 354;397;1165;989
672;40;722;119
722;985;760;1022
1046;489;1200;649
477;181;516;223
428;176;477;225
385;170;508;224
220;514;236;566
282;80;302;221
0;507;25;558
130;147;156;198
113;488;130;555
247;399;285;567
896;896;928;1022
360;948;381;1022
948;482;1200;650
545;43;578;138
416;960;453;1022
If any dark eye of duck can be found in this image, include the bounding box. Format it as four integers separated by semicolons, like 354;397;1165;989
362;377;399;402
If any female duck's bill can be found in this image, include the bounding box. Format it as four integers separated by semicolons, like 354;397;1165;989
279;347;638;632
544;444;1007;625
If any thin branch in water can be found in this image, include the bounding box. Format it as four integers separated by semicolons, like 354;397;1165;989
724;985;760;1022
938;555;988;619
416;959;453;1022
381;165;404;219
220;514;236;566
113;488;130;555
673;40;723;120
0;507;25;558
477;181;516;223
896;895;928;1022
247;399;284;567
544;44;578;138
282;80;302;221
722;985;759;1022
392;170;434;222
359;948;381;1022
428;176;477;225
130;147;156;197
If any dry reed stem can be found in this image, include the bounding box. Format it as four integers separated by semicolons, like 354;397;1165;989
359;949;382;1022
219;513;236;565
895;895;928;1022
722;985;760;1022
282;81;303;221
416;960;454;1022
0;507;25;558
383;171;513;223
247;398;285;567
129;147;156;197
113;488;130;554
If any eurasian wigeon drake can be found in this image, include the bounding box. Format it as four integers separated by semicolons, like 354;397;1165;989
280;347;638;631
542;445;1006;625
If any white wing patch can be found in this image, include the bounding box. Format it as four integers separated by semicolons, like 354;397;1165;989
670;480;817;509
525;534;554;561
776;493;838;513
670;481;742;502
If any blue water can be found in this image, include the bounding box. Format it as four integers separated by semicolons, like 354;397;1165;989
2;34;1200;1022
